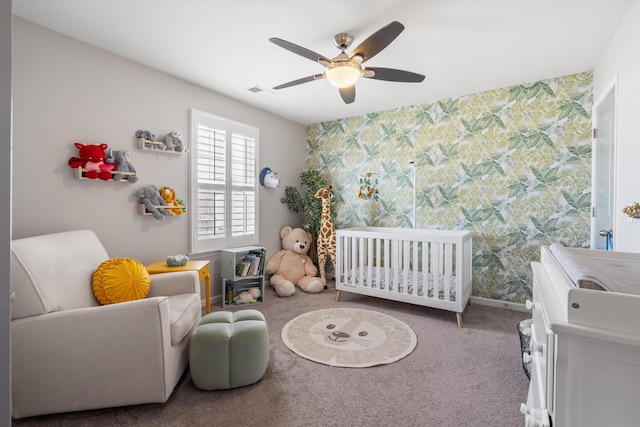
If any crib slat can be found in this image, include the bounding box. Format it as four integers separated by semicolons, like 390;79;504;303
422;241;429;299
402;240;409;294
341;235;347;285
351;236;357;286
412;241;419;296
367;236;373;288
337;234;342;284
431;242;440;299
357;237;364;288
344;234;350;286
384;239;390;291
444;242;452;301
375;238;381;290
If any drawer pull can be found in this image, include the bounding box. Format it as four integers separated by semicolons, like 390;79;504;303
529;341;543;354
521;403;551;426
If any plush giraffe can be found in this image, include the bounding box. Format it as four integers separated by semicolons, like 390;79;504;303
314;186;337;289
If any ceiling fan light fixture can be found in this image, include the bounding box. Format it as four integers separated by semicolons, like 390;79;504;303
325;61;362;88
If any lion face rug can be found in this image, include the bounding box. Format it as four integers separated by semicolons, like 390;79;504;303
281;308;417;367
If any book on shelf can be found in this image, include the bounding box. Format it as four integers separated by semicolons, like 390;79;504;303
248;248;267;275
235;262;250;277
234;248;266;277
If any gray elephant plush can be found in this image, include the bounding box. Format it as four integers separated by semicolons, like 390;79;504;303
105;148;138;183
137;185;171;220
136;129;162;150
163;130;183;152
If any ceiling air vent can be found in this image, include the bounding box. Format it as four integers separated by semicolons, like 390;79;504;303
246;85;273;96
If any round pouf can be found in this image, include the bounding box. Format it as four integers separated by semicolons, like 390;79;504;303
189;309;269;390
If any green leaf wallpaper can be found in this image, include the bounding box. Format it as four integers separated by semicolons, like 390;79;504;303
305;72;593;303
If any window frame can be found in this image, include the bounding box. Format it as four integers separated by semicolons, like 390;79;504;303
189;108;259;254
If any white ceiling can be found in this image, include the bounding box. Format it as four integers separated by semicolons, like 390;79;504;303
13;0;632;126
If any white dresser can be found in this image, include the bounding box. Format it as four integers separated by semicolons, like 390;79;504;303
522;246;640;427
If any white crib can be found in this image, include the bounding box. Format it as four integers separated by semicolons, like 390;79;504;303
335;227;473;327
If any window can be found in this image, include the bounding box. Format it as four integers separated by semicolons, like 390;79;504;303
189;109;258;253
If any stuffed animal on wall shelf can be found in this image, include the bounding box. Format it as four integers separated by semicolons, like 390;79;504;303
68;142;114;180
135;129;162;150
158;186;184;216
105;148;138;183
137;185;171;220
265;226;324;297
163;131;185;152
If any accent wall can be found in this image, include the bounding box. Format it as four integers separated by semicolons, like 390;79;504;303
306;72;592;303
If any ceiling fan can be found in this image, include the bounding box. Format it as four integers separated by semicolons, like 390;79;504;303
269;21;425;104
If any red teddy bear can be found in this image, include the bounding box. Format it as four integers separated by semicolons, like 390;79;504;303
68;142;115;180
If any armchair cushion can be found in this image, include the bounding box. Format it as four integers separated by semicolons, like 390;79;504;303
92;258;150;304
11;230;109;319
167;293;202;345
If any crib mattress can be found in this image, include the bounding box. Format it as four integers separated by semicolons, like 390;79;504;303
340;266;457;301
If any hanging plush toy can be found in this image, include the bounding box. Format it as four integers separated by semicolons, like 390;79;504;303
358;172;379;200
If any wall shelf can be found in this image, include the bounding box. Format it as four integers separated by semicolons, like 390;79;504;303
73;167;136;181
137;203;186;216
137;138;183;154
221;246;266;307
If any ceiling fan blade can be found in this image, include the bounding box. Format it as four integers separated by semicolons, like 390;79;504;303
349;21;404;63
273;74;325;90
269;37;332;65
339;85;356;104
365;67;425;83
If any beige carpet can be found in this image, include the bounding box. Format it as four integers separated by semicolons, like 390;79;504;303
12;282;531;426
282;307;417;367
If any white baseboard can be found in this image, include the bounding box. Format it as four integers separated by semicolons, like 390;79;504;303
470;296;529;313
204;294;529;313
202;295;222;311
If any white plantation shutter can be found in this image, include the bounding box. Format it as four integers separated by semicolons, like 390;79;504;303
190;109;258;253
230;133;256;236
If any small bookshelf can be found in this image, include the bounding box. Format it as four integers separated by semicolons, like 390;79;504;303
221;245;266;308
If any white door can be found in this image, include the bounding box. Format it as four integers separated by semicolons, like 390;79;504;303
591;85;616;250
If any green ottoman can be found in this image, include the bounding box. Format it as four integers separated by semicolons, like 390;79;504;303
189;309;269;390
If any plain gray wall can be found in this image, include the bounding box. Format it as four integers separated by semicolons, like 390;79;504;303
12;18;305;303
1;1;12;424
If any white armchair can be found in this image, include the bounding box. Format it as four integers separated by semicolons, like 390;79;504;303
10;230;202;419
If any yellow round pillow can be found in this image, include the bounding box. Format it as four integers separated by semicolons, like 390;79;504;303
92;258;151;305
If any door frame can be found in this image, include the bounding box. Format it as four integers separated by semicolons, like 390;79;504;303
590;76;618;249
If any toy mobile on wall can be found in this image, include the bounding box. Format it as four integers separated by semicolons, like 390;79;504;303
136;129;186;154
358;172;378;200
137;185;186;219
68;142;137;182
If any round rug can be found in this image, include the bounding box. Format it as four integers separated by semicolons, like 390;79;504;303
281;307;417;368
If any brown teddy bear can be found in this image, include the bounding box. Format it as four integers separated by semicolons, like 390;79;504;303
265;226;324;297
